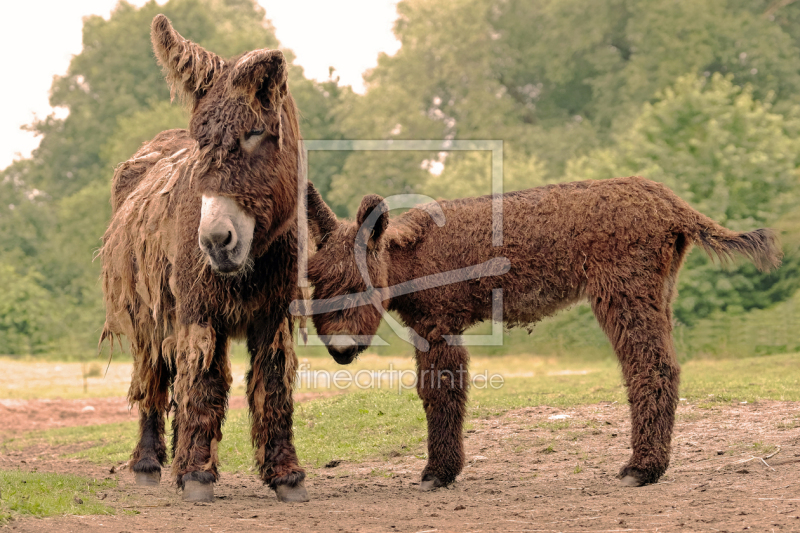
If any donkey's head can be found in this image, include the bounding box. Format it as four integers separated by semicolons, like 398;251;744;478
152;15;299;274
306;185;390;364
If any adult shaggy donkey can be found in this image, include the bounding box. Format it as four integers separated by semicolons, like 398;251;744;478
100;15;308;502
300;177;781;491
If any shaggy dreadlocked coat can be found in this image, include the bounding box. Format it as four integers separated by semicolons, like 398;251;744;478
303;177;782;490
99;14;306;498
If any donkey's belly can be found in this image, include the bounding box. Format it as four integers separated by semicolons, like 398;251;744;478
501;281;588;328
392;273;587;337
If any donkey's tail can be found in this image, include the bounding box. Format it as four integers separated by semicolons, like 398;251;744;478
689;221;782;273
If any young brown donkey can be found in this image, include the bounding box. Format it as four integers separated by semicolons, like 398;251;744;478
300;177;781;490
100;15;308;502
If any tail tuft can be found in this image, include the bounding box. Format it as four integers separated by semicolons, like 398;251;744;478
697;228;782;272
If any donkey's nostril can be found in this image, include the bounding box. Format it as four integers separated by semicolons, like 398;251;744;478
201;227;236;252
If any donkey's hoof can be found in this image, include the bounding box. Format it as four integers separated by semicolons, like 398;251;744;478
275;482;309;503
619;474;645;487
419;475;445;492
618;466;647;487
183;480;214;502
134;471;161;486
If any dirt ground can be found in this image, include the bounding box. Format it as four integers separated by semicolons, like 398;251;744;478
3;399;800;532
0;392;331;436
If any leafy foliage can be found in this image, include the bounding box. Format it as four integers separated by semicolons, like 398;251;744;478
330;0;800;202
0;264;61;354
3;0;800;355
567;74;800;228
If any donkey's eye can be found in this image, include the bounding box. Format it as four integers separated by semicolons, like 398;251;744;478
245;128;265;139
241;128;267;152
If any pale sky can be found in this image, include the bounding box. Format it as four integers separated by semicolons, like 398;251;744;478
0;0;400;171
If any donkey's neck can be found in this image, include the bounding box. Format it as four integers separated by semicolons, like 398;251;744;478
383;216;426;292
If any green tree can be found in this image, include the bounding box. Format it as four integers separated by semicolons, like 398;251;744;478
420;149;548;201
333;0;800;200
0;264;62;354
567;74;800;228
306;0;800;328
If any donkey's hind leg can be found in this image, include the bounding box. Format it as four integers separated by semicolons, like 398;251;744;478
130;351;171;486
592;289;681;486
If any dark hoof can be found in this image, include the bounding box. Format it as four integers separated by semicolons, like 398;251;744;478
619;474;645;487
183;480;214;502
419;476;445;492
275;482;309;503
134;471;161;486
617;466;648;487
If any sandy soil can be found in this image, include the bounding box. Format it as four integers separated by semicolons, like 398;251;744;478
0;392;334;436
3;400;800;532
0;358;342;400
0;397;141;434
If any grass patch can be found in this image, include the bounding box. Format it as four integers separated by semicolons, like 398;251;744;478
680;354;800;403
7;353;800;474
222;390;427;470
751;441;778;455
469;352;800;415
470;361;625;415
8;391;428;472
3;421;137;465
0;470;115;523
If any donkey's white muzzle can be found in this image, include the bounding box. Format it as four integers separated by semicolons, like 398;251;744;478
198;195;255;274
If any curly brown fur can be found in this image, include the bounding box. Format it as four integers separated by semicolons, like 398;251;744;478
306;176;782;488
100;15;305;493
171;329;231;488
246;316;305;488
417;341;469;486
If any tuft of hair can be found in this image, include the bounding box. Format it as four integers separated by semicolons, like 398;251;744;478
150;14;225;106
697;227;782;272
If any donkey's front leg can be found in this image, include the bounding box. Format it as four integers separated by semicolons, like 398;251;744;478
247;317;308;503
129;353;171;486
171;326;231;502
416;340;470;491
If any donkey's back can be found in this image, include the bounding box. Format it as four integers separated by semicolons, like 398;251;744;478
109;129;194;212
387;176;779;331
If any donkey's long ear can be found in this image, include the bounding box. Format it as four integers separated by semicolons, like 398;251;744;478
151;14;224;107
306;182;338;249
228;49;288;113
356;194;389;247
